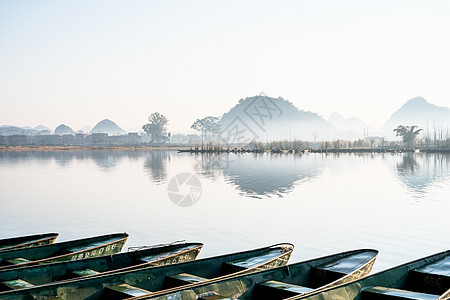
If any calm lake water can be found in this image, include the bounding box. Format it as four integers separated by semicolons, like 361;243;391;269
0;150;449;272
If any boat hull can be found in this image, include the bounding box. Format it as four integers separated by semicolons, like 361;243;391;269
0;243;294;300
0;233;59;252
0;233;129;271
0;242;203;293
142;249;378;300
294;249;450;300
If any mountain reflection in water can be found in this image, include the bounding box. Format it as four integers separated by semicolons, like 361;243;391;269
192;153;323;198
1;151;448;199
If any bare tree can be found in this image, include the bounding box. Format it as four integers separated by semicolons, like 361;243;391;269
191;116;222;149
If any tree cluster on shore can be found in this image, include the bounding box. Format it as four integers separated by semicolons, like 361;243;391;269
179;124;449;153
137;112;449;153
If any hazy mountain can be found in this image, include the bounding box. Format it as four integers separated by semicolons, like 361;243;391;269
327;112;368;139
382;97;450;137
34;125;52;133
54;124;75;135
0;126;37;136
80;125;93;133
91;119;126;135
219;95;334;142
328;113;366;131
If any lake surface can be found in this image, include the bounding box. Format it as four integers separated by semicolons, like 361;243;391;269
0;150;449;272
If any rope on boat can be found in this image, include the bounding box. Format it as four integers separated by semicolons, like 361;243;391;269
127;240;186;252
268;242;295;253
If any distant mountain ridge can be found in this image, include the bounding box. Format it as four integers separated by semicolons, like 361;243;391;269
91;119;126;135
383;97;450;136
328;112;366;131
55;124;75;135
80;125;93;133
35;125;52;133
0;126;37;136
327;112;368;139
0;119;127;136
219;95;334;141
1;96;448;140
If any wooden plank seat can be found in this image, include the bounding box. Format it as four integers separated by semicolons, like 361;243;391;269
165;273;207;288
103;283;151;300
255;280;314;299
71;268;100;277
406;256;450;295
1;279;34;290
361;286;439;300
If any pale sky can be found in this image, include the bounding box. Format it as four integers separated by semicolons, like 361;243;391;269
1;0;450;133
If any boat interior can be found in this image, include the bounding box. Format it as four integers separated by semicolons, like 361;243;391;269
0;243;201;292
100;247;289;300
360;255;450;300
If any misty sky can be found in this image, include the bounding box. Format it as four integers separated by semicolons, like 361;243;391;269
1;0;450;133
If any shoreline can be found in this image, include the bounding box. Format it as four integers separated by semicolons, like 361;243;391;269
0;145;192;152
1;145;449;154
178;148;450;154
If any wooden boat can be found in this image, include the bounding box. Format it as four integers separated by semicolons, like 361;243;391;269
0;233;59;252
133;248;379;300
0;233;128;271
0;241;203;293
0;243;294;299
290;249;450;300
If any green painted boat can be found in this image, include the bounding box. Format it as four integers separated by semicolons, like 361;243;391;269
0;233;59;252
135;248;379;300
290;249;450;300
0;243;294;300
0;241;203;293
0;233;128;271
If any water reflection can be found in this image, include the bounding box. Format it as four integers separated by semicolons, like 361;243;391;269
395;153;450;194
2;151;448;199
397;153;419;174
192;153;231;181
0;150;146;173
143;151;170;184
90;151;127;171
0;151;76;167
193;153;323;198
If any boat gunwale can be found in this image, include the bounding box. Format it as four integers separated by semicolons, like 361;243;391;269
0;242;204;292
40;243;203;285
294;249;450;300
82;243;204;277
0;243;294;299
0;233;129;270
437;288;450;300
285;250;379;300
129;248;378;300
129;243;295;299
